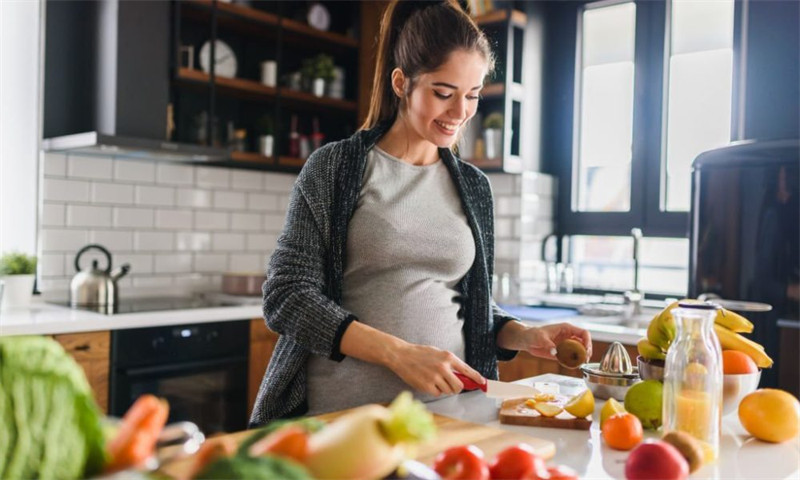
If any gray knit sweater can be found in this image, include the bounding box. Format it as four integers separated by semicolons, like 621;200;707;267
249;122;519;426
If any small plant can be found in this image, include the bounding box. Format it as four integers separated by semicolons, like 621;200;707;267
0;252;37;276
301;54;336;82
483;112;504;129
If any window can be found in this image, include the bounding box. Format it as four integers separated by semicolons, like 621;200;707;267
551;0;736;296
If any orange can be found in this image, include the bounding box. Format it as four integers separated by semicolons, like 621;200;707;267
602;412;643;450
722;350;758;374
738;389;800;443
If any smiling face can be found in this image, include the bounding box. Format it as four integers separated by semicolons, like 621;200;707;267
395;49;488;150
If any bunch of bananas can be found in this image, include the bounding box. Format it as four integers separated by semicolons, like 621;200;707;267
637;300;773;368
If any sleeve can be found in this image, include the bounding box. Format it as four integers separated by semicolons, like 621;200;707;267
262;183;356;361
492;300;520;361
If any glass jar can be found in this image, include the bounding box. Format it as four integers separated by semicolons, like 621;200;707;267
662;301;723;463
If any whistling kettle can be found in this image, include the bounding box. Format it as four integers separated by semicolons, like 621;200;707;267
70;244;130;308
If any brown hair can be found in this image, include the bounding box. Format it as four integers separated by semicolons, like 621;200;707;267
360;0;495;130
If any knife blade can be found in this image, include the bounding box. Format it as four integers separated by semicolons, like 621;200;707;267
454;372;540;399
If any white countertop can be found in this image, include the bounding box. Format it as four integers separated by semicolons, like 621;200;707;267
426;374;800;480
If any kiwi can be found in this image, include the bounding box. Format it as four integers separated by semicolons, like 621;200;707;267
662;431;704;473
555;339;587;369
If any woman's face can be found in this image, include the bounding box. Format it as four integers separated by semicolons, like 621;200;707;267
397;50;488;148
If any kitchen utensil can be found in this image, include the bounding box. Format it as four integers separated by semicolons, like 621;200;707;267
499;397;592;430
70;244;130;308
221;272;266;296
454;372;540;399
581;342;640;400
600;341;634;374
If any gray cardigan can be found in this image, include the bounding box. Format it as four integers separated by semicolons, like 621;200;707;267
249;123;519;426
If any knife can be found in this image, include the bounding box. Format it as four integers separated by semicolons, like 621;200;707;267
454;372;540;399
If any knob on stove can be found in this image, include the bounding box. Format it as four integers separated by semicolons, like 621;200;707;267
152;337;166;350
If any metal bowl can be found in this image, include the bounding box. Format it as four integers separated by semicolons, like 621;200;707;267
722;370;761;416
637;356;665;382
581;362;640;401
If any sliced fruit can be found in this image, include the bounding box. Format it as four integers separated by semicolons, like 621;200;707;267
600;398;626;428
524;399;538;409
533;403;563;418
564;389;594;419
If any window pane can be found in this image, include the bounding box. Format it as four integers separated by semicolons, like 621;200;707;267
571;235;689;296
575;3;636;212
663;0;734;211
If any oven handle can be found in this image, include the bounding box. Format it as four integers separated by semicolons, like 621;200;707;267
118;356;246;377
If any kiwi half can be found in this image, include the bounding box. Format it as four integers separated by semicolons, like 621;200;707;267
555;339;587;369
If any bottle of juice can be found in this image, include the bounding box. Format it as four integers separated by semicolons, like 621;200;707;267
662;301;723;463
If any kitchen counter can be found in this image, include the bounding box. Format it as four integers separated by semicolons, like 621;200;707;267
425;373;800;480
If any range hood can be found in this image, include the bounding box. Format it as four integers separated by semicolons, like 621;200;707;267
42;0;226;163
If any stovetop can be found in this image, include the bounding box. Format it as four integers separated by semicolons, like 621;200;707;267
54;294;261;315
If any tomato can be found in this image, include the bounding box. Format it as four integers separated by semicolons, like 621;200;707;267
546;464;579;480
248;425;309;462
488;444;549;480
433;445;490;480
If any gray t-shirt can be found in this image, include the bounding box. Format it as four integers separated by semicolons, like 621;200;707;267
306;146;476;415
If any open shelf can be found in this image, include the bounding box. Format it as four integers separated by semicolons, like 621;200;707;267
230;151;274;164
475;9;527;28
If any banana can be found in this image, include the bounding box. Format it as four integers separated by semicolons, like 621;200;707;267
637;337;667;361
647;306;678;351
715;308;754;334
713;323;773;368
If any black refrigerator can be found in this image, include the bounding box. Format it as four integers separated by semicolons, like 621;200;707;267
689;139;799;395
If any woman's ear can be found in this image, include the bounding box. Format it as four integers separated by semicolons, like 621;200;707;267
390;68;406;98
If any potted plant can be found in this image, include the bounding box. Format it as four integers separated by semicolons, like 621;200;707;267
302;54;335;97
0;252;37;309
482;112;504;159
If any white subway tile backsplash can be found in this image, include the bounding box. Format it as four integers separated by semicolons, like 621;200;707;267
262;172;296;192
156;163;194;186
92;183;135;204
115;253;154;274
229;253;264;272
43;152;67;176
114;207;154;228
248;193;279;211
132;275;174;288
154;253;192;273
196;167;230;188
495;218;514;238
135;186;175;206
177;188;212;208
247;233;271;251
195;253;228;273
214;191;246;210
114;160;156;183
134;231;175;251
496;196;521;216
262;213;286;232
43;178;90;202
40;229;89;251
174;273;212;289
232;171;263;191
66;205;112;227
231;213;262;231
212;233;245;251
41;203;65;226
487;174;515;195
40;253;65;276
176;232;211;251
195;211;228;230
38;277;70;292
67;154;113;179
90;230;134;252
154;209;193;230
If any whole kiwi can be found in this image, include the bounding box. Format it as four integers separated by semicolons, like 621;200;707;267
662;431;704;473
555;339;587;369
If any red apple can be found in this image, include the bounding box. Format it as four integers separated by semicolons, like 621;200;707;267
625;440;689;480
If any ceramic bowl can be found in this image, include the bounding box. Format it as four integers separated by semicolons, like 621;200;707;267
722;370;761;416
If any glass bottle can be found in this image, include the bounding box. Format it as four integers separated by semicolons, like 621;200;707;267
662;301;723;463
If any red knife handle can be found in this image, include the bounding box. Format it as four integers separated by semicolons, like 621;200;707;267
453;372;487;392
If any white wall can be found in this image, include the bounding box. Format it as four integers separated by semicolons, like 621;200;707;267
0;0;42;256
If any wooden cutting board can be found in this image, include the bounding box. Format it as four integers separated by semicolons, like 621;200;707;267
159;412;555;478
499;397;592;430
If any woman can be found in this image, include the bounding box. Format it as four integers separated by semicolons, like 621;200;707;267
250;0;592;426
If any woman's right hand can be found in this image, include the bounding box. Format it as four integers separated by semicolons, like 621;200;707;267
386;342;485;397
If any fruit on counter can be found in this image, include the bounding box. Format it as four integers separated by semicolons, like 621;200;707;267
661;431;704;473
600;398;626;428
636;337;666;361
304;391;436;480
533;402;564;418
545;464;579;480
624;380;663;430
647;300;755;352
434;445;490;480
0;335;107;480
601;413;643;451
738;389;800;443
487;444;547;480
713;323;773;368
714;307;754;333
624;440;689;480
722;349;758;374
555;339;587;369
105;394;170;473
564;389;595;419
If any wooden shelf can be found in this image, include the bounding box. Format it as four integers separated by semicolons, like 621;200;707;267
175;68;357;112
281;18;358;49
230;151;274;164
474;9;527;28
277;156;306;168
465;157;504;170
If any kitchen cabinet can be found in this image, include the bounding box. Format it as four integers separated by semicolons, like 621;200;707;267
498;340;638;382
248;318;279;415
53;330;111;414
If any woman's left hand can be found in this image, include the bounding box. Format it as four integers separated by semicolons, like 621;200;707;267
520;323;593;361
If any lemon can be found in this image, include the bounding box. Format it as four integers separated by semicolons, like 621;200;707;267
600;398;626;427
533;403;563;417
564;389;595;419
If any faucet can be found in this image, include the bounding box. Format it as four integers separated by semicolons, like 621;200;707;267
624;228;644;317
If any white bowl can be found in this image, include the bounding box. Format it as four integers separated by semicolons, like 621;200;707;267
722;370;761;416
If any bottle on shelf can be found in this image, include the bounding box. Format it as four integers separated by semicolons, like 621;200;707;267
289;114;300;158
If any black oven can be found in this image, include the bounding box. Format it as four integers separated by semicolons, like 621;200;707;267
109;320;249;434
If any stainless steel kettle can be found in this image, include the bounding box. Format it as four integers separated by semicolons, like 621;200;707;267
70;244;130;308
